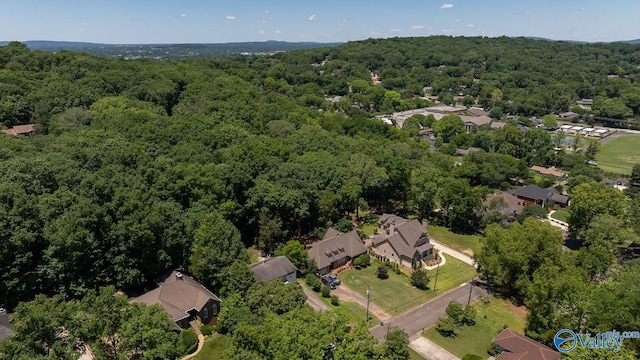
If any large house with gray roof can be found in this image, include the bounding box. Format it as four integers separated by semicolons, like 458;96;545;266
132;270;220;330
308;228;367;275
371;214;434;269
250;256;298;283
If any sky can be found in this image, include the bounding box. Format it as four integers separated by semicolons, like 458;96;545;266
1;0;639;44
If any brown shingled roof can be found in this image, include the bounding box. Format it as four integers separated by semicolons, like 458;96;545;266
132;270;220;323
492;328;560;360
308;228;367;270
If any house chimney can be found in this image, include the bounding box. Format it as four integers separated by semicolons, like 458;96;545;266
176;272;184;280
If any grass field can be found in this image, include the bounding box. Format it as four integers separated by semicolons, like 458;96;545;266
551;209;569;223
360;222;379;236
340;257;476;315
422;297;528;359
596;135;640;175
428;225;484;256
194;334;232;360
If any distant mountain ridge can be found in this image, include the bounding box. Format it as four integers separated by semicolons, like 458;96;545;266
525;36;640;44
0;40;342;60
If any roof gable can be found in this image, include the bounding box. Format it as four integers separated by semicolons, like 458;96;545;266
250;256;298;281
133;270;220;322
492;329;560;360
308;228;367;269
511;184;553;201
374;217;433;259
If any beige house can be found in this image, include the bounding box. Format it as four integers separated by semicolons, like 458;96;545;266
308;228;367;275
132;270;221;330
371;214;434;268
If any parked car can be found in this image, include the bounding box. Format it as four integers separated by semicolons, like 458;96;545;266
326;273;341;285
321;274;337;289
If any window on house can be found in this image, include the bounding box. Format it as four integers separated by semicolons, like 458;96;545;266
202;306;209;319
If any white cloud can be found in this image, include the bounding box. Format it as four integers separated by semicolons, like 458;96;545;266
467;24;475;28
411;25;424;30
259;20;266;24
259;30;265;34
226;15;235;20
440;3;453;9
265;9;270;14
80;28;85;32
390;28;402;32
455;19;461;23
275;30;282;34
308;14;317;21
180;13;187;17
441;28;454;33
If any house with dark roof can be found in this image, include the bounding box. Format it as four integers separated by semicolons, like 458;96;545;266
371;214;434;268
510;184;553;208
250;256;298;283
547;187;569;208
308;228;367;275
0;311;12;342
491;328;560;360
132;270;221;330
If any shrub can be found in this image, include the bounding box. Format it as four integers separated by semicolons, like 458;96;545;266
377;265;389;279
436;317;457;338
410;268;431;290
200;324;213;336
357;254;370;266
352;257;362;267
394;267;401;274
364;213;379;225
321;285;331;298
330;295;339;306
180;328;198;354
305;273;322;292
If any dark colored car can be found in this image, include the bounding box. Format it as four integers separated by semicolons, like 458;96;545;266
321;274;337;289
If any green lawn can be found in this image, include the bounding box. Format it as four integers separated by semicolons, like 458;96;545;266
428;225;483;256
422;297;527;359
194;334;232;360
596;135;640;175
340;257;476;315
551;209;569;223
360;223;379;237
409;348;426;360
299;280;380;325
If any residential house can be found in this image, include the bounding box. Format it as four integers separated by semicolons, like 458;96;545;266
559;111;578;119
510;184;553;208
485;191;526;216
490;121;507;130
576;98;593;106
455;147;481;156
371;214;434;268
491;328;560;360
250;256;298;283
547;187;569;208
307;228;367;275
0;311;12;341
604;177;630;191
1;124;35;137
461;115;492;132
132;270;221;330
530;166;566;178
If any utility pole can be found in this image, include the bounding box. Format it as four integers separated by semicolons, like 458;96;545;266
366;286;371;322
433;262;440;292
467;282;473;306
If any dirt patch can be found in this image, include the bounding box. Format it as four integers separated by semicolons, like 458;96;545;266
500;299;528;319
462;249;474;257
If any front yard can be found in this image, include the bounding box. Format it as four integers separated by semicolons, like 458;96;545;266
339;256;477;315
551;209;569;223
422;297;527;359
194;333;231;360
428;225;483;256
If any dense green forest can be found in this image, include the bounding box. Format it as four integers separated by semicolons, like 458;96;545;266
1;36;640;357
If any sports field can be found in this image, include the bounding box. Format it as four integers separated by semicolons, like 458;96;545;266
595;135;640;175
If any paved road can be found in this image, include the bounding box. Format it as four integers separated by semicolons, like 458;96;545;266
300;282;330;312
370;281;488;343
332;284;392;322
